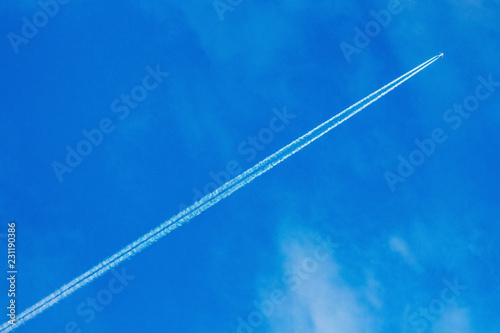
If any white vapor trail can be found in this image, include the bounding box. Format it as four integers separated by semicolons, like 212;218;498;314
0;53;442;332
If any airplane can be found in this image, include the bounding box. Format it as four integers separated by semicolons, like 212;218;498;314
439;52;444;58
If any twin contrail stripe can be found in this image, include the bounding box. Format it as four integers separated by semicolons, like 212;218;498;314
0;53;442;332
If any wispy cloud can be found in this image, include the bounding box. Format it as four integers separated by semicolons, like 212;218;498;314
389;236;417;266
264;231;377;333
433;306;472;333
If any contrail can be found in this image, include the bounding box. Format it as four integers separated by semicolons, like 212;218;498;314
1;53;442;332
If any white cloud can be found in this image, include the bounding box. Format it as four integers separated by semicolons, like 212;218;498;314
389;236;418;267
433;306;473;333
262;231;377;333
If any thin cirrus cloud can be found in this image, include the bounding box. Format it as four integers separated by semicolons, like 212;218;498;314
389;236;417;267
266;233;376;333
433;306;473;333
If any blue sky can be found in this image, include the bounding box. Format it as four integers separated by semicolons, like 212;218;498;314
1;0;499;332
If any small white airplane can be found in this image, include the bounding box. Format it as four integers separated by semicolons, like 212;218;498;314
439;52;444;58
